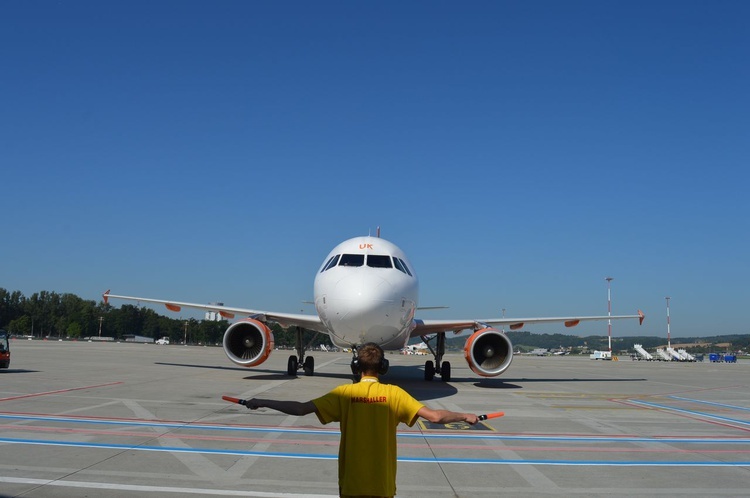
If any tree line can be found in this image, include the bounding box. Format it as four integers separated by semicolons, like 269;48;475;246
0;288;330;348
3;288;745;352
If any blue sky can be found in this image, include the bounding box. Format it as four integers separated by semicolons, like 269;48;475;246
2;1;747;338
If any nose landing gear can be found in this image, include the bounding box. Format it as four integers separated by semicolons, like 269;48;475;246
287;327;319;377
422;332;451;382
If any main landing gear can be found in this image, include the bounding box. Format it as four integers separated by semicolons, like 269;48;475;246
422;332;451;382
287;327;318;377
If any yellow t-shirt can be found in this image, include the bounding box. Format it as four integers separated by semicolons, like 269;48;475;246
312;376;424;497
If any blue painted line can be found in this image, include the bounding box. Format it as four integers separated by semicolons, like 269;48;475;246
3;413;750;444
629;399;750;427
668;396;750;412
0;414;333;435
1;437;749;467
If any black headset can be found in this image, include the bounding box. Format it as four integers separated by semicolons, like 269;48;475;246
351;343;389;375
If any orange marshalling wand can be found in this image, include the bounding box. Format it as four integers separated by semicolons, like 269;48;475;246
222;395;248;406
478;412;504;421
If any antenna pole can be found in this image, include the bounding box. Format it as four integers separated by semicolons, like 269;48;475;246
665;297;671;349
605;277;614;353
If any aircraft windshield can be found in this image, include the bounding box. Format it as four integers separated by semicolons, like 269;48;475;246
366;255;392;268
394;257;412;276
320;254;340;272
339;254;365;267
319;253;413;275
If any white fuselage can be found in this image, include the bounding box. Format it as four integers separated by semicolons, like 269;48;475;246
313;237;419;350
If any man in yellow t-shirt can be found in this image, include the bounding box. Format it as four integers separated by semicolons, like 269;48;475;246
244;343;479;498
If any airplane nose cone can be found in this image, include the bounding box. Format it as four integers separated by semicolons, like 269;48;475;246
315;268;414;347
334;271;394;315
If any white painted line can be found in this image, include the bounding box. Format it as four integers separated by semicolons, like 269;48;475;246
0;476;336;497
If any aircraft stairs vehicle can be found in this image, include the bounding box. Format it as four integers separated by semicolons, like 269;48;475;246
666;347;690;361
677;348;695;361
655;348;672;361
666;348;683;361
633;344;653;360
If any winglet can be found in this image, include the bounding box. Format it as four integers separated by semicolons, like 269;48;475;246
103;289;110;304
638;310;645;325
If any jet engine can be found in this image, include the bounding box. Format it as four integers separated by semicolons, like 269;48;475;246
463;328;513;377
222;319;275;367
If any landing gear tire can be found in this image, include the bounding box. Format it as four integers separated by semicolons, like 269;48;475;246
441;361;451;382
287;355;298;376
303;356;315;376
424;360;435;381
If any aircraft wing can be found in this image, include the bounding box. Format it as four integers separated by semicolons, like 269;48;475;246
102;290;328;333
411;310;645;336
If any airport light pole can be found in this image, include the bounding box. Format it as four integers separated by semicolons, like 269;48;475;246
605;277;614;353
666;297;671;350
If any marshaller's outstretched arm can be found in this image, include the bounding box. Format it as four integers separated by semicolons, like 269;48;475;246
244;398;317;416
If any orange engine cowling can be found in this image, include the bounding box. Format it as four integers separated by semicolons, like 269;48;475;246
222;319;275;368
463;328;513;377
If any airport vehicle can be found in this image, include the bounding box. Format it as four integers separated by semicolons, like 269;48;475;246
0;329;9;368
529;348;550;356
155;337;170;345
103;235;644;381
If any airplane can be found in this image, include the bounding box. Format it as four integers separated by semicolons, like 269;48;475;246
402;342;429;355
103;235;644;382
529;348;550;356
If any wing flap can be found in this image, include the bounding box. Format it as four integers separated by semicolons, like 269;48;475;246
412;312;644;337
102;290;327;333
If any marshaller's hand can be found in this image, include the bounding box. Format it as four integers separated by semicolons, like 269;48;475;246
244;399;260;410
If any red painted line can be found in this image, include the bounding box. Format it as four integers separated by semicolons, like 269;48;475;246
645;384;744;397
0;382;124;402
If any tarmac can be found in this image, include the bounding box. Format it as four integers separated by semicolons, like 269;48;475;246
2;339;750;497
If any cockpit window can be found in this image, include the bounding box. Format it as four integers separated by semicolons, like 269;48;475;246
339;254;365;267
396;257;413;276
393;257;407;274
321;254;340;272
367;255;393;268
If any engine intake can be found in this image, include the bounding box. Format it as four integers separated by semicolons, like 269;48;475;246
463;328;513;377
222;319;275;367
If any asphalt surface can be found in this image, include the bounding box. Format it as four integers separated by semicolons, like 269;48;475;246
1;339;749;497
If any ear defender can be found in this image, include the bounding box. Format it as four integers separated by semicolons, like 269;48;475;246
350;343;389;376
378;357;389;375
351;357;360;375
